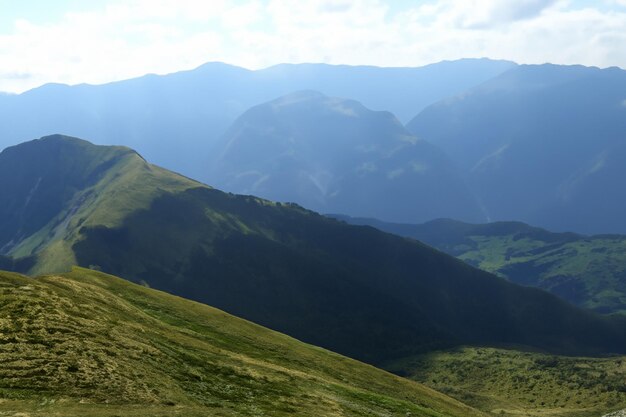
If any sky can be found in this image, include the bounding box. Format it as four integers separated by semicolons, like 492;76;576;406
1;0;626;93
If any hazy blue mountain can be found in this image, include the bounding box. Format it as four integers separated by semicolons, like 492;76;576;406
407;64;626;234
253;59;516;122
2;135;625;367
209;91;484;223
0;59;514;181
332;215;626;314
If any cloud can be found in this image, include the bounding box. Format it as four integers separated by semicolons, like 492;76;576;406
0;0;626;93
0;71;33;80
318;1;354;13
607;0;626;6
439;0;561;29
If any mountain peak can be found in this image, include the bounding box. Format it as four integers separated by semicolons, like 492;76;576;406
192;61;252;75
2;134;138;161
0;135;196;264
209;91;487;223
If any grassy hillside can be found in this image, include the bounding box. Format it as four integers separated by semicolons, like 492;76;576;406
332;216;626;315
2;135;626;369
385;347;626;417
0;267;485;417
0;134;199;274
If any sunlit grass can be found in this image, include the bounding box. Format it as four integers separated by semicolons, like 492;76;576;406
386;346;626;417
0;267;484;417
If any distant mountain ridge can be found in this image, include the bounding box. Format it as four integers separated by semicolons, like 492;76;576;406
2;135;625;367
407;63;626;234
210;91;484;223
0;59;515;181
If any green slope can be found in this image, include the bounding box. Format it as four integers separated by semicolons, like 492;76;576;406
2;135;626;368
0;134;200;273
332;216;626;315
385;347;626;417
0;267;485;417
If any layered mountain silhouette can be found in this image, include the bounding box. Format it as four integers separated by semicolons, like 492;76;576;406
407;64;626;234
209;91;483;223
2;135;625;367
0;59;514;181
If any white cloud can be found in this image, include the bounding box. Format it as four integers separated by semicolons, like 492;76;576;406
437;0;561;29
0;0;626;93
607;0;626;6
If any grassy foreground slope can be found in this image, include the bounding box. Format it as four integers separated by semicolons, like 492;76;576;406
0;267;484;417
332;216;626;315
385;347;626;417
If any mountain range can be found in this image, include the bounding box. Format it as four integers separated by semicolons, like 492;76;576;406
2;135;625;369
4;60;626;234
0;59;514;182
3;57;626;416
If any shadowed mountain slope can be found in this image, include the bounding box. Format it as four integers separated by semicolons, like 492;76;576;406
332;215;626;315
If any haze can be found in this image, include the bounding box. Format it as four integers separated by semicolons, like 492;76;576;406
2;0;626;93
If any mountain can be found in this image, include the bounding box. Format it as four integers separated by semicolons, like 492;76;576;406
332;215;626;315
250;59;516;122
0;134;200;270
2;135;626;368
0;267;485;417
407;64;626;234
0;59;515;181
209;91;484;223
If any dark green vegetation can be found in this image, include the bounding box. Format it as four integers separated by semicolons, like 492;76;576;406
0;58;514;181
2;135;626;369
211;91;482;223
407;64;626;234
0;267;486;417
385;347;626;417
332;215;626;315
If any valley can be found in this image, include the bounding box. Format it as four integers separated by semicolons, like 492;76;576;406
334;216;626;315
